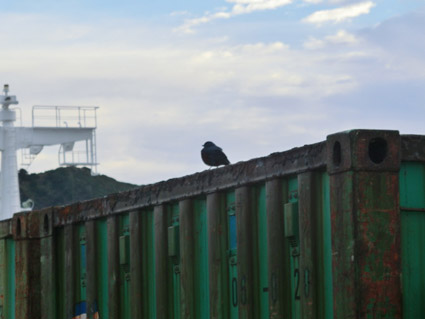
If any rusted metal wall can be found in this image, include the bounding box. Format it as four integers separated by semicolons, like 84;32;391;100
0;219;14;319
2;129;425;318
327;131;402;318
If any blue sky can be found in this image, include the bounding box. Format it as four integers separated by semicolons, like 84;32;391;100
1;0;424;184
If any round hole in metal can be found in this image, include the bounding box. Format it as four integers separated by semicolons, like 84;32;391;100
368;138;387;164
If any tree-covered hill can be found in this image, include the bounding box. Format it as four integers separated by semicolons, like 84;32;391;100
19;167;138;210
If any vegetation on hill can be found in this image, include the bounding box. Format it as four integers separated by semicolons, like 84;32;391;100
19;167;138;210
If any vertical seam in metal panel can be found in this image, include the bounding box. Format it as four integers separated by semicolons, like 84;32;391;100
0;239;6;319
107;216;120;319
40;222;55;319
236;186;255;319
85;220;97;319
266;179;287;319
154;205;169;319
179;199;194;319
298;172;317;319
207;192;230;319
130;210;143;318
96;219;109;319
64;224;75;319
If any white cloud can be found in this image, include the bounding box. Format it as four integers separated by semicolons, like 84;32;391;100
304;29;359;49
326;29;358;43
231;0;293;14
303;0;323;4
170;11;190;17
3;24;362;183
176;0;293;33
3;9;425;185
303;1;376;25
304;37;326;49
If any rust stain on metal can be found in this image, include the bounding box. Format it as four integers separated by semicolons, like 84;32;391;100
356;172;401;318
401;135;425;161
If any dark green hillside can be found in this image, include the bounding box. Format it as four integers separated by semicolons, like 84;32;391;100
19;167;138;210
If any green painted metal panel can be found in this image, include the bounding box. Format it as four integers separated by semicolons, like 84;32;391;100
400;162;425;319
6;239;15;319
170;203;181;319
55;228;65;319
267;179;291;318
320;172;333;319
129;211;142;318
179;199;195;318
400;162;425;208
119;235;130;265
329;171;355;318
207;192;230;319
142;209;157;318
254;185;269;319
0;239;12;319
168;225;179;258
78;225;87;302
0;239;5;319
227;191;238;319
235;186;255;319
149;210;157;319
193;199;209;319
154;205;172;319
67;224;87;318
119;214;131;319
40;232;56;319
107;216;120;318
284;203;299;239
287;176;300;319
96;219;109;319
310;172;334;319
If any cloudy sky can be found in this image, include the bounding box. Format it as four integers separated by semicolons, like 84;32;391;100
1;0;424;185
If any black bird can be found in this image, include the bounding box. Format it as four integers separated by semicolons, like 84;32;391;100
201;141;230;167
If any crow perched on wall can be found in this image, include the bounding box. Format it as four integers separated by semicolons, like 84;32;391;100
201;141;230;167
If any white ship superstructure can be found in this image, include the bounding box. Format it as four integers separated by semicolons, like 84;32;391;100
0;85;98;220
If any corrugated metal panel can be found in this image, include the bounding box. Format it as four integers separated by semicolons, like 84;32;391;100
4;129;425;318
287;176;300;319
254;185;268;319
399;162;425;318
119;214;130;319
170;203;181;319
96;218;109;318
0;223;15;319
141;209;156;318
6;238;15;319
0;219;13;319
55;227;65;318
226;191;238;319
193;199;209;318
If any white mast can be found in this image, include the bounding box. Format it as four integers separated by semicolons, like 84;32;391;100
0;85;98;220
0;85;20;216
